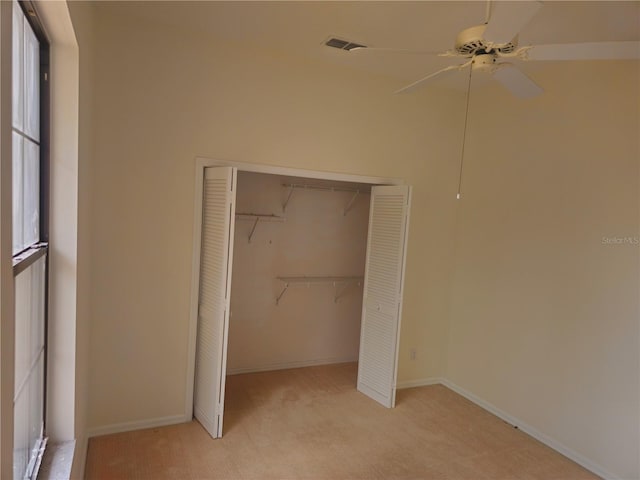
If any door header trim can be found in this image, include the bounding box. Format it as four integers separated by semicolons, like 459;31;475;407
195;157;405;186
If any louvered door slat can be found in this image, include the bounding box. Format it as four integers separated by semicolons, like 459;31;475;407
194;167;236;438
357;185;411;408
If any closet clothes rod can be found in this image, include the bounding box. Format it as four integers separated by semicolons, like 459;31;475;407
281;183;371;215
281;183;371;194
275;275;364;305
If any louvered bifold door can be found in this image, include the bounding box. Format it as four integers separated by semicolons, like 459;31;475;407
357;185;411;408
194;166;237;438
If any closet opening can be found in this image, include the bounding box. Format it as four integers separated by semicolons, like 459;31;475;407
226;172;370;382
188;160;411;439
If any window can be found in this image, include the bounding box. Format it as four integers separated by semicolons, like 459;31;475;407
11;1;49;479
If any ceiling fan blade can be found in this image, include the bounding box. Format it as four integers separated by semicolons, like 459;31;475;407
394;61;471;94
484;1;542;45
349;47;442;56
492;63;543;98
525;41;640;61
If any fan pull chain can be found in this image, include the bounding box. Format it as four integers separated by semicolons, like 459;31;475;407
457;61;474;200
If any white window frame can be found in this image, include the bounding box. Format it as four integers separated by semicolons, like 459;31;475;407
1;1;82;478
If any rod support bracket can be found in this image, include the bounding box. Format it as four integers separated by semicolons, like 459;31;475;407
343;190;360;216
248;217;260;243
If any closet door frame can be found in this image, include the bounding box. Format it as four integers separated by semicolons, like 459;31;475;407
186;157;406;424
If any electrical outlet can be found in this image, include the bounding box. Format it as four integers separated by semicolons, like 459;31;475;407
410;348;416;361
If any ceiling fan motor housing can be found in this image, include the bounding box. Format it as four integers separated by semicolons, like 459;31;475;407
455;24;517;56
472;53;496;72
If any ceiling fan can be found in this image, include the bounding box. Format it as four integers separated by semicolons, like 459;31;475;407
341;0;639;197
346;1;639;97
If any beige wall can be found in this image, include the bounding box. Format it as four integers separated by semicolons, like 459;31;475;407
86;8;461;432
43;0;79;445
66;2;93;477
36;1;93;477
445;61;639;479
228;172;370;373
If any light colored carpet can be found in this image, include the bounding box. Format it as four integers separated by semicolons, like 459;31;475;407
85;363;599;479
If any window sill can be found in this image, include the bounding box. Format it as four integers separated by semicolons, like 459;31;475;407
37;440;75;480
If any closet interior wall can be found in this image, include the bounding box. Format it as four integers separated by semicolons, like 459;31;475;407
227;172;371;374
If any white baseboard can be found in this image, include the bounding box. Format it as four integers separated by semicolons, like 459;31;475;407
396;377;443;389
227;356;358;375
440;379;620;480
87;414;190;438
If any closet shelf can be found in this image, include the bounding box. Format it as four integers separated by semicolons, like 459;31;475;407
235;213;285;243
281;183;370;216
275;275;364;305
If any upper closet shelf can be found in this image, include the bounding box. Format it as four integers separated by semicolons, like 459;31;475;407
281;183;371;216
275;275;364;305
235;213;285;243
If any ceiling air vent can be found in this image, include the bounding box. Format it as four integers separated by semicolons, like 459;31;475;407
324;37;366;51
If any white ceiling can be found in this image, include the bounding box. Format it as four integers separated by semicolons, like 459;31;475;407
97;1;640;92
